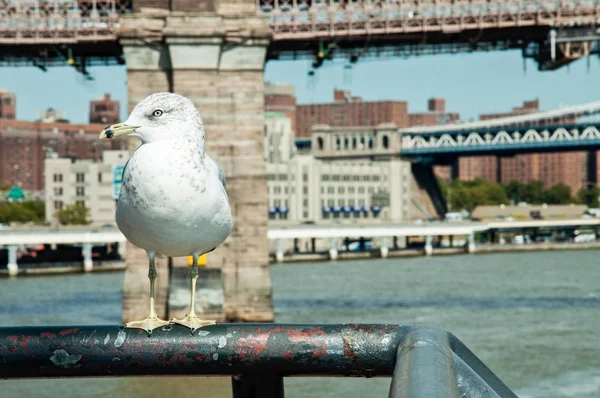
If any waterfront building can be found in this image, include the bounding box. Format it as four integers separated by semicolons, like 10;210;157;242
265;113;422;225
0;119;127;194
454;100;589;194
0;89;16;120
44;150;129;226
89;93;120;125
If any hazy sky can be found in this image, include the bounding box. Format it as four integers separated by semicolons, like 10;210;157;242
0;49;598;124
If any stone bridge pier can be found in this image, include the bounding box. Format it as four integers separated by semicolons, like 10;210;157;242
120;1;273;323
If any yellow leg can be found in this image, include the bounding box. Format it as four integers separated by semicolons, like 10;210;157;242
172;253;216;333
125;252;170;333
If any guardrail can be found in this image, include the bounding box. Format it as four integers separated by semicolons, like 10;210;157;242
0;323;517;397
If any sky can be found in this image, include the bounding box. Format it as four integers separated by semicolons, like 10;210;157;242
0;49;598;124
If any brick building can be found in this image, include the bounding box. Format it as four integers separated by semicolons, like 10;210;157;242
457;100;588;195
294;89;459;138
408;98;460;127
89;93;120;125
295;89;410;138
0;89;16;120
264;83;297;134
0;120;127;193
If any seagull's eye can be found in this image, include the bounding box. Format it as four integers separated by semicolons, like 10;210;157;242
152;109;163;117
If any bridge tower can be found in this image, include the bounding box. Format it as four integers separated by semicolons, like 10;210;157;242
120;0;273;323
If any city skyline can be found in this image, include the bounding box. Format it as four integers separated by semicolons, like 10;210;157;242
0;50;597;124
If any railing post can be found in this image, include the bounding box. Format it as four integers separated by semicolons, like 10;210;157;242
329;237;338;260
275;238;284;263
467;233;476;253
7;245;18;277
380;237;389;258
82;243;93;272
424;236;433;256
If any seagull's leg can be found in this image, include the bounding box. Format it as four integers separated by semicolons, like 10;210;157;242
172;253;216;333
125;251;170;333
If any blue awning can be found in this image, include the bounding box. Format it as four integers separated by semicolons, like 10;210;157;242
371;206;381;212
268;207;276;213
343;206;352;212
280;207;289;213
349;206;357;212
333;206;342;212
322;207;330;213
360;206;368;212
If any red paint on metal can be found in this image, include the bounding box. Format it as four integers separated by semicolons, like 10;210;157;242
59;328;79;336
343;340;357;360
286;328;326;342
40;332;57;339
312;344;327;357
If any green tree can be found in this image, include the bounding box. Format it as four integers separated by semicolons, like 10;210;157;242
0;201;45;224
578;187;600;208
542;184;572;204
504;180;526;203
56;204;91;226
525;180;545;203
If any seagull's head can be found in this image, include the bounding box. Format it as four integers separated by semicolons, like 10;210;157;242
99;92;204;144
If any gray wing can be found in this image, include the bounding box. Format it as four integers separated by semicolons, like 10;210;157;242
205;155;228;199
217;162;226;191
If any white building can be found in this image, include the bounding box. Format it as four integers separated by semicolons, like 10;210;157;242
265;113;420;225
44;150;128;226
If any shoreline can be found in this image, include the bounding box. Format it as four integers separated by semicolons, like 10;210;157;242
3;241;600;276
270;241;600;263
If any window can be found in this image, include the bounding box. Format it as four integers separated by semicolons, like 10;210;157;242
382;135;389;149
76;187;85;196
98;172;103;183
53;174;63;182
317;137;324;150
303;186;308;195
338;187;345;194
54;187;63;196
76;200;85;207
76;173;85;183
54;200;63;210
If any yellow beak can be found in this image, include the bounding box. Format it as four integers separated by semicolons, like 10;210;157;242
99;123;140;139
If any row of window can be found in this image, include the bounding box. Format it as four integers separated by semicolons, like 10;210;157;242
53;172;106;183
322;174;385;182
53;200;85;210
53;187;86;197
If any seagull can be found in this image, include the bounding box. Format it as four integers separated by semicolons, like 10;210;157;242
99;92;233;333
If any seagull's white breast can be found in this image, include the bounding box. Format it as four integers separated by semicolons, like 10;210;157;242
115;141;232;257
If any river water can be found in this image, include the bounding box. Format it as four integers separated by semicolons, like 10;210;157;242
1;250;599;397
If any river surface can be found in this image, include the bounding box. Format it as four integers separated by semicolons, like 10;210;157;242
1;251;599;397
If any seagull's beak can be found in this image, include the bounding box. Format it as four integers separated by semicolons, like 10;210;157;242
99;123;141;139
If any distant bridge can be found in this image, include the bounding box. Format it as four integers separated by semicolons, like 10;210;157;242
400;101;600;162
0;0;599;70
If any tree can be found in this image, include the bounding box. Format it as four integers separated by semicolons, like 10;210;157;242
56;204;91;226
542;184;572;204
0;201;45;224
524;180;545;204
578;187;600;208
504;180;526;204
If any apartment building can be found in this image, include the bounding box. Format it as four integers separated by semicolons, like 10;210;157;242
44;150;129;226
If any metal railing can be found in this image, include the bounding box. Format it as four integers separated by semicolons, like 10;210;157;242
0;323;517;398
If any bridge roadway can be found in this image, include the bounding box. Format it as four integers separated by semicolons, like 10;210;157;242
0;0;598;70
